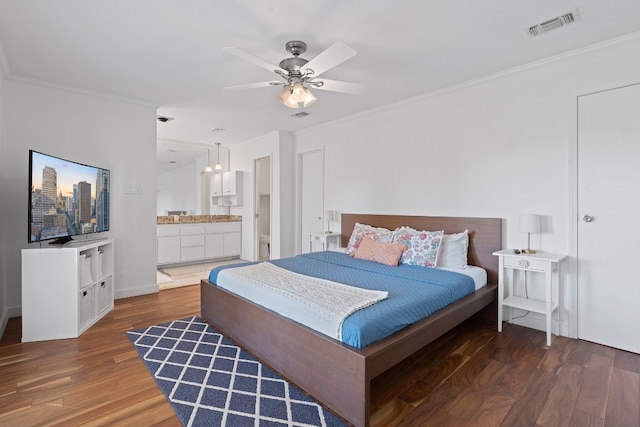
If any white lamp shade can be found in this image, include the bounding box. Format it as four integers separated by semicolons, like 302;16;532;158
302;89;317;107
518;214;541;233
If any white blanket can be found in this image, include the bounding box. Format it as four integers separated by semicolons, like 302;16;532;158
216;262;389;341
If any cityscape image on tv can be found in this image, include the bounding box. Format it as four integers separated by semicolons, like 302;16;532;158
30;151;110;243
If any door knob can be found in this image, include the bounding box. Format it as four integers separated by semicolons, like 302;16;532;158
582;214;594;223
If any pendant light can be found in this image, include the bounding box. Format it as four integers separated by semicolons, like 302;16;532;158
204;148;213;173
214;142;223;171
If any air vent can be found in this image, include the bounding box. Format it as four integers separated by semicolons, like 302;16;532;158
157;115;174;123
291;112;310;119
528;8;580;37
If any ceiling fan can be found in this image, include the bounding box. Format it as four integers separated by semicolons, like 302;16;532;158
224;40;368;109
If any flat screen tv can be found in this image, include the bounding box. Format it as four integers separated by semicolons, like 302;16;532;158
29;150;110;245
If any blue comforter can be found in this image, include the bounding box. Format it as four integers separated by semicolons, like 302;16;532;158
208;251;475;348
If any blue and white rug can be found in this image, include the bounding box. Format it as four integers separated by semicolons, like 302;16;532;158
127;316;347;427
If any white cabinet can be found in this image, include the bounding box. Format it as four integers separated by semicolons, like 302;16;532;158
493;249;567;346
180;224;206;261
21;239;114;342
222;171;237;195
157;222;241;265
212;171;243;206
205;233;225;258
308;232;341;253
157;225;180;264
212;174;223;197
206;222;241;257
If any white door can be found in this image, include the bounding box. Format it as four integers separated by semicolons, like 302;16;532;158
577;83;640;353
300;149;324;253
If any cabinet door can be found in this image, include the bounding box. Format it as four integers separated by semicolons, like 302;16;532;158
157;236;180;264
223;232;241;256
206;234;225;258
222;171;236;195
212;173;223;196
181;246;205;261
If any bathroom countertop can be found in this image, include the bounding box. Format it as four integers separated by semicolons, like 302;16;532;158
157;215;242;224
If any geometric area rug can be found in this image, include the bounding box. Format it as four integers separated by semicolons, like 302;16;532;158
127;316;348;427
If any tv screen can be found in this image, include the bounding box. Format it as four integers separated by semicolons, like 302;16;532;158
29;150;110;244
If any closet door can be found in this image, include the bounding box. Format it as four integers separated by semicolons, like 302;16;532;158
577;83;640;353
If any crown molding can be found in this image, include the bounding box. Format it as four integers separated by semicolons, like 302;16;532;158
297;30;640;138
7;74;159;108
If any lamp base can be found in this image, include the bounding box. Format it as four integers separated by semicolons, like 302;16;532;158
522;248;536;254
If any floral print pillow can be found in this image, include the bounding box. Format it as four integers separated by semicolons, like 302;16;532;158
392;226;444;267
345;223;393;257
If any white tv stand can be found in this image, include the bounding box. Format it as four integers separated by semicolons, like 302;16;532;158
21;239;114;342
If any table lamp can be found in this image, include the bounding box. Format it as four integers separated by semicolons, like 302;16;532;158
519;213;541;254
325;210;335;233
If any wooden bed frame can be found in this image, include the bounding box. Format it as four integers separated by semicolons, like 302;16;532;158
200;214;502;426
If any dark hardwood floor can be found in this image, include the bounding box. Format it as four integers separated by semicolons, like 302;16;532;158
1;284;638;426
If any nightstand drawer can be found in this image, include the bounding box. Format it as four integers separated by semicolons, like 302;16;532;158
503;256;548;271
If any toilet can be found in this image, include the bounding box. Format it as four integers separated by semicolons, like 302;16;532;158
258;219;270;260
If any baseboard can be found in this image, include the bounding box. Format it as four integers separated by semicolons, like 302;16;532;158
115;282;159;299
501;307;570;339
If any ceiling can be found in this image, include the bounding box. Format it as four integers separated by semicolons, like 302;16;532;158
1;1;640;172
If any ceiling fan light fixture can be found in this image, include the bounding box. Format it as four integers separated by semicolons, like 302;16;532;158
278;83;316;109
278;87;299;108
290;83;307;103
302;90;317;107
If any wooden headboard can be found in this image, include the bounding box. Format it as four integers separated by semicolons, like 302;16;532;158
341;213;502;285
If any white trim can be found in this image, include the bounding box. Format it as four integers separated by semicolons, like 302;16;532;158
501;308;569;339
7;74;159;108
253;154;273;262
296;147;324;255
115;283;159;299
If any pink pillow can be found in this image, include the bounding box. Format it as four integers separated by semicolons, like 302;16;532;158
354;237;407;267
345;222;393;257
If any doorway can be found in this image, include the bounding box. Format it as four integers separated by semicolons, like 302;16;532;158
255;156;271;261
299;149;324;253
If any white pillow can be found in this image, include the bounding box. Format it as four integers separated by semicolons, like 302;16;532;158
437;230;469;268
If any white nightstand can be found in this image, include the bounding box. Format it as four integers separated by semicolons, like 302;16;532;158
493;249;567;346
309;232;341;252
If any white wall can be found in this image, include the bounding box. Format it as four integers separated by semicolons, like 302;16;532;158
2;79;159;321
293;34;640;338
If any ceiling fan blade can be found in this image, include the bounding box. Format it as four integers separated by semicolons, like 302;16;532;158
312;79;369;95
304;41;357;78
224;81;283;90
223;46;286;74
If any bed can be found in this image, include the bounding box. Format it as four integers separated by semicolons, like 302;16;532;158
200;213;502;426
